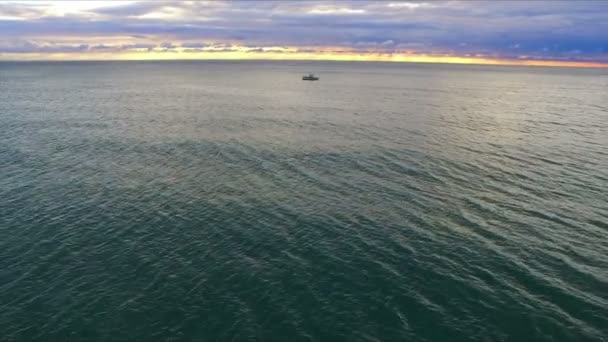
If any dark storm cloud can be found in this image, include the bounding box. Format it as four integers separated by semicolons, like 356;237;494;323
0;0;606;61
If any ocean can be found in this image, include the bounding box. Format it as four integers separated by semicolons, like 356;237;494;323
1;61;607;341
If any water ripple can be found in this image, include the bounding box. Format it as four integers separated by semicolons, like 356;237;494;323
1;61;607;341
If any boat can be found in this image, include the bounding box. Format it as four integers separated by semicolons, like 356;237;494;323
302;73;319;81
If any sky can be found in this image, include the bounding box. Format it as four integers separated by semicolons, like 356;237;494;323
0;0;607;67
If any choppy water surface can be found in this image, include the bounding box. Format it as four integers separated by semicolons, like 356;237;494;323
1;61;607;341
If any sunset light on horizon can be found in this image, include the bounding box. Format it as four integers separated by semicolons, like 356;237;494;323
1;0;607;68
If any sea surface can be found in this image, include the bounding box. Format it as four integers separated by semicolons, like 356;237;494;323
1;61;607;341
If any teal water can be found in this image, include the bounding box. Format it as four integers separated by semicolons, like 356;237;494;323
1;61;607;341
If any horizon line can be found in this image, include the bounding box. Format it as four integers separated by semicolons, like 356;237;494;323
1;55;607;69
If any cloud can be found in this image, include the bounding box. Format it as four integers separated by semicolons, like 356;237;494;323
0;40;89;53
120;43;156;51
0;3;46;19
181;42;208;48
0;40;158;53
0;1;606;63
160;41;176;49
386;2;433;9
91;2;170;17
91;44;113;50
